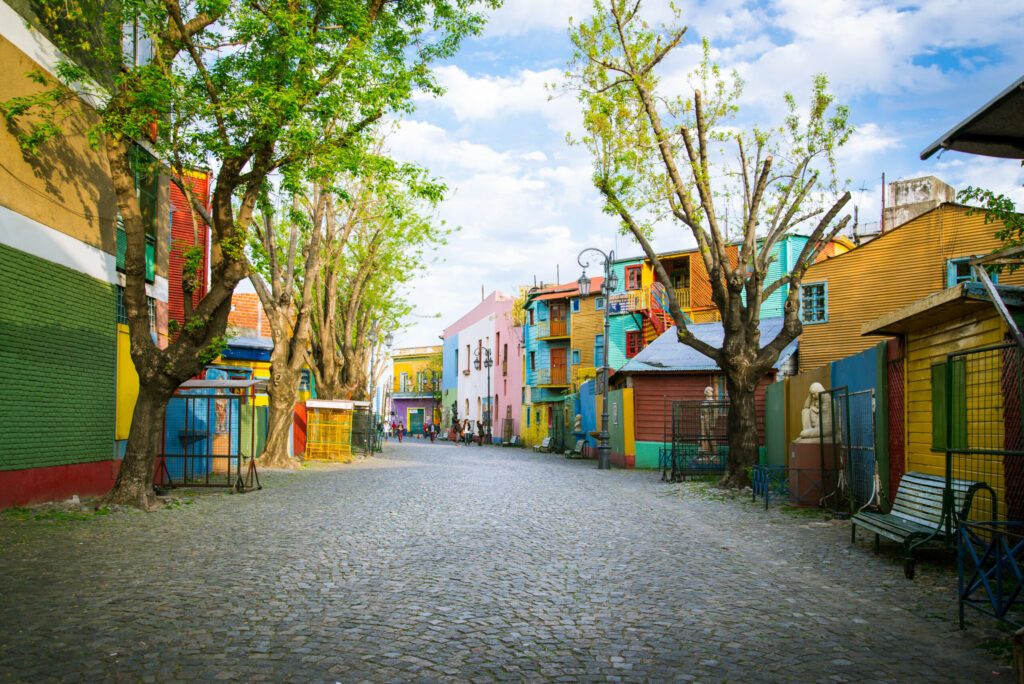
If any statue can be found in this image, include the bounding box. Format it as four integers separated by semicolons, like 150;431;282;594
573;414;582;434
798;382;834;441
699;386;716;456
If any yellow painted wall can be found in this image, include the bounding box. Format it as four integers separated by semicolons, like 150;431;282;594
393;352;442;391
521;403;549;447
571;293;604;379
800;205;1024;373
116;325;138;439
622;387;635;458
905;308;1005;480
0;36;116;254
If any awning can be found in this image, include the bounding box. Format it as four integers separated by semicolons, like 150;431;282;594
921;76;1024;160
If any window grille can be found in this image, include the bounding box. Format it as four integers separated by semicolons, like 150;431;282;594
801;282;827;323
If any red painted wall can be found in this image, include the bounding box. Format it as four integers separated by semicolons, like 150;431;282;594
293;403;307;456
0;460;119;508
630;372;773;443
168;170;210;326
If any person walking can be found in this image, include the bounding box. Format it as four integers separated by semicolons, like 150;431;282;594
464;419;474;446
397;422;404;443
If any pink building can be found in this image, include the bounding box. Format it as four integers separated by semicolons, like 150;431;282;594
440;291;524;442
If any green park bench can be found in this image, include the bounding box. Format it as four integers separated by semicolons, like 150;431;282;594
851;471;996;579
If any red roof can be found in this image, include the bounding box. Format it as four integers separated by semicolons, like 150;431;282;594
531;277;604;301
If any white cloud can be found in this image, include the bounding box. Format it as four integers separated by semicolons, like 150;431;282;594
420;65;582;135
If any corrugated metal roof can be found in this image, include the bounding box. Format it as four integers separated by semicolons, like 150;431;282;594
529;277;604;302
229;336;274;350
618;317;798;373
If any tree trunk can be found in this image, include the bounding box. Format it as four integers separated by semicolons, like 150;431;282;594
108;382;175;509
721;374;759;488
259;365;302;469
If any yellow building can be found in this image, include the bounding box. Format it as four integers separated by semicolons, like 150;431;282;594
569;282;605;389
799;185;1024;373
391;345;442;432
864;283;1024;521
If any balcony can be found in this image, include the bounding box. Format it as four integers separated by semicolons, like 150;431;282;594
535;319;569;340
625;286;690;312
393;381;438;394
536;363;569;387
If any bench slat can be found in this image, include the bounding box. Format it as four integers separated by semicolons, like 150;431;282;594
853;471;990;551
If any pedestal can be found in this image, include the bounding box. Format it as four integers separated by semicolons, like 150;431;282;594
789;440;839;507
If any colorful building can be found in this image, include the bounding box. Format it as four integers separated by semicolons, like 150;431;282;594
613;319;797;468
798;177;1024;373
0;2;172;506
391;345;442;434
440;291;523;441
521;279;598;448
863;283;1024;518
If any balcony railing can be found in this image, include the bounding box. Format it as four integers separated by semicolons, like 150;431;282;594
625;286;690;312
394;381;438;393
534;318;569;339
535;363;569;386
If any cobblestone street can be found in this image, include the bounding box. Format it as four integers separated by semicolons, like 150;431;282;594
0;442;1008;682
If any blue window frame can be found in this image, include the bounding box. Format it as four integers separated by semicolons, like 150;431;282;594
571;349;581;365
594;334;605;364
947;257;997;288
595;297;605;311
800;282;827;324
571;298;580;313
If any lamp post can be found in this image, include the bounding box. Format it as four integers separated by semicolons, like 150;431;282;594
474;346;494;445
577;247;618;470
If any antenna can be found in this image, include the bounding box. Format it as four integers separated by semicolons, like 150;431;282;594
880;172;886;234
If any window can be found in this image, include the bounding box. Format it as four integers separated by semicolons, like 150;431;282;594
800;283;827;324
400;372;410;392
529;351;536;370
931;360;967;450
625;265;642;291
496;332;500;363
594;334;605;364
595;297;605;311
626;330;643;358
465;344;471;372
947;257;997;288
571;349;581;365
529;309;534;325
571;298;580;313
526;408;530;427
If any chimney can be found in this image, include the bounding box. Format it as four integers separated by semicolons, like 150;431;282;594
882;176;956;232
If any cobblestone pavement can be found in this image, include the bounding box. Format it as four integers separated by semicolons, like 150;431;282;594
0;441;1010;682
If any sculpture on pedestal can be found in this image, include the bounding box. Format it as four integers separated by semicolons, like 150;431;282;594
798;382;834;441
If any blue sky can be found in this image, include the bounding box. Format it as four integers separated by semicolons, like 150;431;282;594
388;0;1024;348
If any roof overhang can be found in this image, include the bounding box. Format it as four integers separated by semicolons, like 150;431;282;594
861;283;1024;336
921;76;1024;160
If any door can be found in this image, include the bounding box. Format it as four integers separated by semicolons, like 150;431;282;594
550;348;567;385
550;303;567;336
408;408;424;434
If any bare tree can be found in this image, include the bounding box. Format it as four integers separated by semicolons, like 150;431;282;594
567;2;854;486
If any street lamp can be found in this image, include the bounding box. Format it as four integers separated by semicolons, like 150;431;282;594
474;346;494;445
577;247;618;470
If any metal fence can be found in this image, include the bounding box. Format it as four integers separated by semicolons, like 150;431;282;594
158;379;263;492
949;343;1024;629
661;399;730;482
305;400;373;462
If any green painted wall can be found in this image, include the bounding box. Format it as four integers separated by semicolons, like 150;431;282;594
635;440;662;469
0;244;117;470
